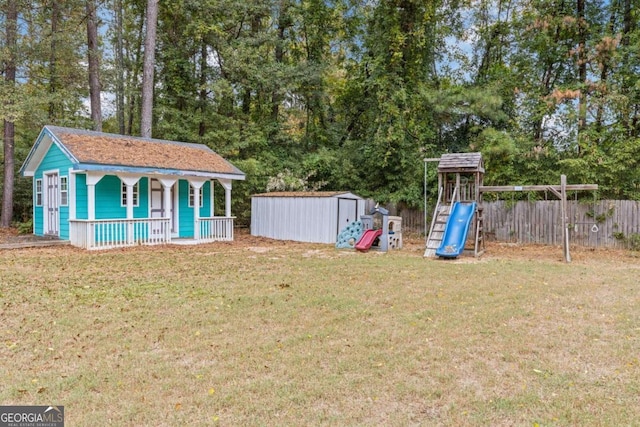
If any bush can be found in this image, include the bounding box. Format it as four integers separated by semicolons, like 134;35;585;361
15;218;33;234
613;231;640;251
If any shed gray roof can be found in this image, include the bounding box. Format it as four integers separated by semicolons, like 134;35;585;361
438;152;484;173
252;191;362;198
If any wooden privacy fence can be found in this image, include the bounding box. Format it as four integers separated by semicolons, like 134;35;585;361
364;200;426;233
390;200;640;249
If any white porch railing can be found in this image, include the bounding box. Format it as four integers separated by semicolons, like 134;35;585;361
70;218;171;250
198;217;234;243
69;217;235;249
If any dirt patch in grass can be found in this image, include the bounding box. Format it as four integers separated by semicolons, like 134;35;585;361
2;226;635;264
0;227;20;242
0;227;63;246
232;229;639;265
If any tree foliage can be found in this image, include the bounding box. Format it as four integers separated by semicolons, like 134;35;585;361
2;0;640;225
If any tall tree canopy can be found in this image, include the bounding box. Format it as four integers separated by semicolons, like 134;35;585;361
2;0;640;227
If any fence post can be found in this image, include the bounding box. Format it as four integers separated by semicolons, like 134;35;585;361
561;175;571;262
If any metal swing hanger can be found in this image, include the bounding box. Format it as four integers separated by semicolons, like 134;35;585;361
590;190;599;233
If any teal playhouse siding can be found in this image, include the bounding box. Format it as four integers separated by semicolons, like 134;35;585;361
75;173;88;220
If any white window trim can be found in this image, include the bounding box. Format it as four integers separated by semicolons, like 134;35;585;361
35;178;43;206
59;176;68;206
188;185;204;208
121;181;140;207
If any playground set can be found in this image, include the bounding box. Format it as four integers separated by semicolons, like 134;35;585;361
334;152;596;261
423;153;598;262
335;206;403;252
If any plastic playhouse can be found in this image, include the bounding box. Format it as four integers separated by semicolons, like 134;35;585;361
335;206;402;252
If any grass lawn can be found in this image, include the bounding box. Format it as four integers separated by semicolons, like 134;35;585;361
1;235;639;426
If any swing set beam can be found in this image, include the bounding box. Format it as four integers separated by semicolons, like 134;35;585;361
479;184;598;193
478;176;598;263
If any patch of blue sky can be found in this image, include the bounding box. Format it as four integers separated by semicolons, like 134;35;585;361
436;5;477;82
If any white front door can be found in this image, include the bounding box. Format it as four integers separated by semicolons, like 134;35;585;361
44;172;59;236
150;179;175;235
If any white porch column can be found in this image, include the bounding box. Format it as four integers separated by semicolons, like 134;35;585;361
118;175;141;243
85;172;105;248
85;172;105;221
218;179;232;218
68;169;76;221
118;175;141;219
189;179;207;240
159;178;177;238
210;180;215;217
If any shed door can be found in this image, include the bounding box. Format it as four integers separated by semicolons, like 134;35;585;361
150;179;176;235
337;198;357;234
44;172;59;236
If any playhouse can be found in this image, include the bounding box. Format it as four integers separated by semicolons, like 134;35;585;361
335;205;403;252
20;125;246;249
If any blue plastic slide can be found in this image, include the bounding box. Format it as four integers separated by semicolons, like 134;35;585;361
436;202;476;258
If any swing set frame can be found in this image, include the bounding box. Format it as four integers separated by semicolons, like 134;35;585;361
479;175;598;262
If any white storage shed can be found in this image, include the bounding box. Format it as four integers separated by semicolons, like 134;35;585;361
251;191;366;243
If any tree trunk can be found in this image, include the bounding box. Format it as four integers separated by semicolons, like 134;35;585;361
198;41;208;138
242;12;263;116
127;14;145;135
49;1;60;121
115;0;125;134
534;39;560;143
620;0;633;135
576;0;587;152
622;0;631;45
140;0;158;138
594;9;616;131
86;0;102;131
271;0;290;124
1;0;18;227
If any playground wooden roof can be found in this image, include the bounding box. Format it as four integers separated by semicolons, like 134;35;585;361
438;152;484;174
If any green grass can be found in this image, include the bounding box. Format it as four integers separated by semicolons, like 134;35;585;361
1;240;639;426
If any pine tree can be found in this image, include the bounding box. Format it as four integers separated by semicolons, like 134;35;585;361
1;0;18;227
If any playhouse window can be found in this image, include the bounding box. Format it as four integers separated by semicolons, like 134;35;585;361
188;185;204;208
35;179;42;206
121;181;139;207
59;176;68;206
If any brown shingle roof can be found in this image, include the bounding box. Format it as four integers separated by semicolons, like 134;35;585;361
49;126;243;176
